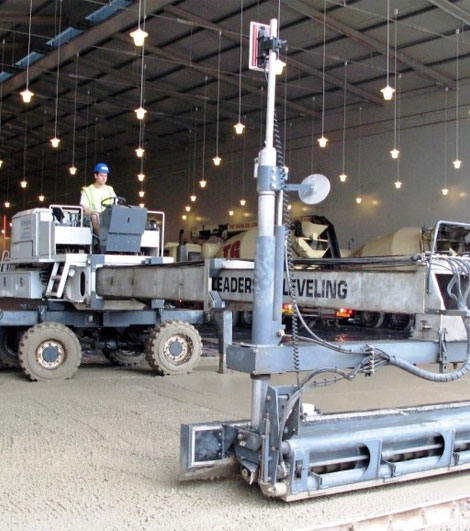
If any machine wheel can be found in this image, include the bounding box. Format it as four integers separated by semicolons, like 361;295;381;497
145;320;202;375
239;311;253;328
103;349;146;367
18;322;82;381
388;313;413;331
231;311;240;328
359;311;386;329
0;328;21;368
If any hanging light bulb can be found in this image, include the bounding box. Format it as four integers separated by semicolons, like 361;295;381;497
229;209;234;216
135;147;145;158
318;2;329;150
138;190;145;198
442;187;449;196
287;204;292;211
234;122;245;135
212;155;221;166
339;62;348;186
234;2;244;137
356;196;362;204
4;201;10;208
135;107;147;120
20;0;34;104
453;159;462;169
69;165;77;176
381;85;395;101
390;148;400;159
199;178;207;188
20;179;28;189
137;173;145;182
317;136;328;148
394;180;402;189
381;0;395;101
38;194;45;202
182;214;187;220
240;198;246;206
20;88;34;104
190;194;197;202
130;28;148;47
50;136;60;148
0;160;3;168
185;205;191;212
139;202;145;208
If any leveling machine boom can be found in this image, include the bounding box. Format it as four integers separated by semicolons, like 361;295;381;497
180;19;470;501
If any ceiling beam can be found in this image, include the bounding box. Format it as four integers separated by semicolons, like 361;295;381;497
113;33;314;119
0;0;176;97
76;55;242;123
0;13;68;25
281;0;456;90
165;4;384;106
427;0;470;26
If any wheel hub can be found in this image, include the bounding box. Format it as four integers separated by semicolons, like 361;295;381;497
36;340;65;369
163;335;190;365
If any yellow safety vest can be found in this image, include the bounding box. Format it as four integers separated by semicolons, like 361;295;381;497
82;184;115;213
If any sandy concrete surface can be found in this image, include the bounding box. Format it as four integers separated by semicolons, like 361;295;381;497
2;346;470;530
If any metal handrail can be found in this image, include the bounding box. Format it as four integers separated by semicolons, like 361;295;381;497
145;210;165;257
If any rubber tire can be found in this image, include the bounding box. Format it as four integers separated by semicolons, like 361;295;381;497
0;328;21;368
103;349;146;367
388;313;413;331
18;322;82;381
359;311;386;329
145;320;202;376
231;310;240;328
239;311;253;329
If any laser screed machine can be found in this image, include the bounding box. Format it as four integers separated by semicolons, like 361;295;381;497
180;19;470;501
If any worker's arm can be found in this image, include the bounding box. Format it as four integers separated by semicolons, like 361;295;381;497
80;191;94;216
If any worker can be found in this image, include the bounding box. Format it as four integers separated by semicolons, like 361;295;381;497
80;162;116;235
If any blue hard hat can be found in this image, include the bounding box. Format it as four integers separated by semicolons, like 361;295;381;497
94;162;110;174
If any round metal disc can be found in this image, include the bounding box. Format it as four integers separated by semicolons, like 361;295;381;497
298;174;331;205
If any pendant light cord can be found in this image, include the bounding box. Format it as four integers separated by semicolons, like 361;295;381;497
342;62;347;175
72;53;79;166
216;31;221;157
202;78;208;182
25;0;33;89
386;0;390;87
393;10;398;149
53;0;63;138
237;0;244;122
192;107;198;190
321;0;326;137
455;28;459;161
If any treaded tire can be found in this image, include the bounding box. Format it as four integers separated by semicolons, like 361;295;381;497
145;320;202;375
0;328;21;368
388;313;413;331
359;311;386;329
18;322;82;381
103;350;146;367
239;311;252;329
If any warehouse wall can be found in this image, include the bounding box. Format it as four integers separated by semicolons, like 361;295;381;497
112;83;470;250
